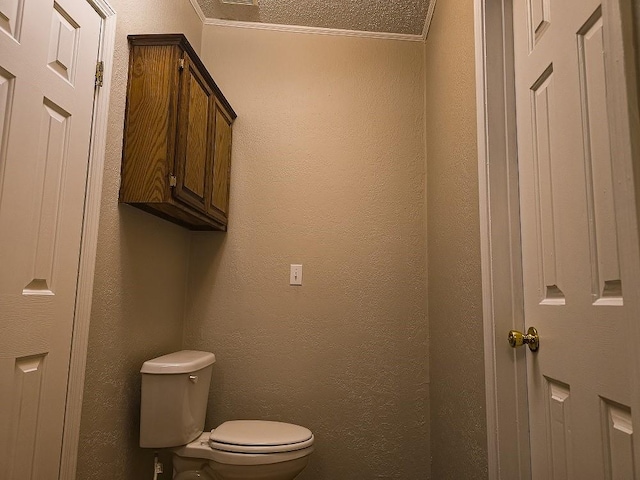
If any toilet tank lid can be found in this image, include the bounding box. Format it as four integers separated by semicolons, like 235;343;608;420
141;350;216;374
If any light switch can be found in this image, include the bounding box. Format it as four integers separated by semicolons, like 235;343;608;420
290;264;303;286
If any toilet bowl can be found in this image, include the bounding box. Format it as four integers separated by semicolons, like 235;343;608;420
139;351;314;480
172;420;314;480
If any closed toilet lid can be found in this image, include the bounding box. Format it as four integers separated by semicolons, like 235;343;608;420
209;420;314;454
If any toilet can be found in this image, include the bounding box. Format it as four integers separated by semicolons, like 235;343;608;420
140;350;314;480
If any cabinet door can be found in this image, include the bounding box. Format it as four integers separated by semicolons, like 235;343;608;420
208;99;233;219
173;55;213;213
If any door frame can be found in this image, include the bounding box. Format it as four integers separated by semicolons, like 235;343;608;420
55;0;116;478
475;0;640;478
474;1;530;477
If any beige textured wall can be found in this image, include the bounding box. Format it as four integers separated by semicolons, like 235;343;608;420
424;0;488;478
184;25;429;479
77;2;202;479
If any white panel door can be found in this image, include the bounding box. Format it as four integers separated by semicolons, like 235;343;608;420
0;1;101;478
513;0;640;478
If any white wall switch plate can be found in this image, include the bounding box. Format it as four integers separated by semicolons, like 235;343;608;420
290;264;303;285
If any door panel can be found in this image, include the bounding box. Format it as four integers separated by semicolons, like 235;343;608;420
184;72;209;198
174;57;213;213
0;0;100;478
0;0;25;42
528;0;551;46
601;399;634;478
530;64;564;304
47;3;80;85
209;100;232;218
577;7;622;305
513;0;638;477
545;379;572;480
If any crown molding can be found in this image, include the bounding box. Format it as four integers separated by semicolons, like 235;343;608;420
203;17;425;42
189;0;206;22
422;0;437;41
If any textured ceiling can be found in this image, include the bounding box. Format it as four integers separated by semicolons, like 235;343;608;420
197;0;433;36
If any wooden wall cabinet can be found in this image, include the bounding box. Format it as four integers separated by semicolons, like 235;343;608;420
119;34;236;231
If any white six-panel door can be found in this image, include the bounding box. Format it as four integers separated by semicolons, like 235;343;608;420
513;0;639;478
0;1;101;478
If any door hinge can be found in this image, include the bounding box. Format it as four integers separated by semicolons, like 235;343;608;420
169;174;177;187
178;58;185;71
95;60;104;88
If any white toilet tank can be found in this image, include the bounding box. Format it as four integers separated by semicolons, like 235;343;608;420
140;350;215;448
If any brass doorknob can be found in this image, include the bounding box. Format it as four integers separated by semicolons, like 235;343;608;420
508;327;539;352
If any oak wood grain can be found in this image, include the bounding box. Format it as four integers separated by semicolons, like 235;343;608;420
119;34;235;231
210;99;233;217
120;44;179;203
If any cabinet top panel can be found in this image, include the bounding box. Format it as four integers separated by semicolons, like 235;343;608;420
128;33;236;120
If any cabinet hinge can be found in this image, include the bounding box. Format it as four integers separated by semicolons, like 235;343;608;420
95;60;104;88
169;174;177;187
178;58;185;71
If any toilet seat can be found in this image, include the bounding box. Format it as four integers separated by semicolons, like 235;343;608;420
209;420;314;454
173;421;315;467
